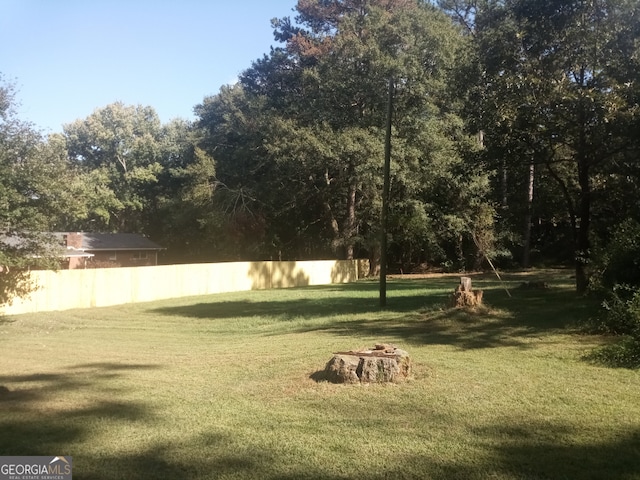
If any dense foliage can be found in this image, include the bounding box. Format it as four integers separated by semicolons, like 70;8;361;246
0;76;85;304
586;219;640;367
1;0;639;291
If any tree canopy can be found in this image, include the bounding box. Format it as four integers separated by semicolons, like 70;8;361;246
1;0;639;294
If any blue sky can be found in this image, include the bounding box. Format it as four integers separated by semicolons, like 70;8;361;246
0;0;297;133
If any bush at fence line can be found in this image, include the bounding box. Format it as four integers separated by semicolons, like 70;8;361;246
587;219;640;368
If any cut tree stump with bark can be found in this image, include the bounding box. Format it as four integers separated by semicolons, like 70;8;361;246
450;276;483;308
322;344;411;384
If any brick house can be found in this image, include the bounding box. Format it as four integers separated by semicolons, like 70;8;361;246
61;233;163;269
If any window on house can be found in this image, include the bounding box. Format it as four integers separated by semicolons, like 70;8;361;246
108;252;117;261
132;252;148;260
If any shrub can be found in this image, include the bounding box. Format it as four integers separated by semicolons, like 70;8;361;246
585;336;640;369
597;219;640;290
586;220;640;368
598;286;640;337
586;283;640;369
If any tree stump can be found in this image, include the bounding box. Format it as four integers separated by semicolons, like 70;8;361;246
322;344;411;384
450;276;483;308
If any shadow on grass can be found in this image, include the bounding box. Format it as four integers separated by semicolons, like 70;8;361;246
473;423;640;480
151;278;451;321
26;420;640;480
300;308;531;351
0;363;160;455
344;286;596;350
375;422;640;480
151;274;537;324
1;277;635;479
79;432;274;480
153;275;595;351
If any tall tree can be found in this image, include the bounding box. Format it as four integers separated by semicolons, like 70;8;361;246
63;102;165;232
462;0;640;290
0;76;83;303
197;0;492;268
195;85;277;259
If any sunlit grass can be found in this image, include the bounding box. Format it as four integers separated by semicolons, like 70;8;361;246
1;270;639;479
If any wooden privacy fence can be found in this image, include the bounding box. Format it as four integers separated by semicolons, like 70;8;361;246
1;259;369;316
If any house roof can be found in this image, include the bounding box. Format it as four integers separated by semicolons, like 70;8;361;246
1;234;93;258
78;233;163;251
64;247;94;258
3;233;162;258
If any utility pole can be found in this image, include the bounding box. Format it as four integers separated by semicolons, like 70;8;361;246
379;78;394;308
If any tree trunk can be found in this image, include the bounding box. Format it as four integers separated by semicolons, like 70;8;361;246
368;243;381;277
343;179;357;260
324;200;341;253
575;153;591;294
456;234;465;271
501;157;508;211
575;97;591;294
549;163;589;293
522;161;535;268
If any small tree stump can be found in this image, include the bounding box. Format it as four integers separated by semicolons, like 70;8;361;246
322;344;411;384
460;276;472;292
450;276;483;308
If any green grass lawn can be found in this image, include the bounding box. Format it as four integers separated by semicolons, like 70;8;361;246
1;270;639;479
